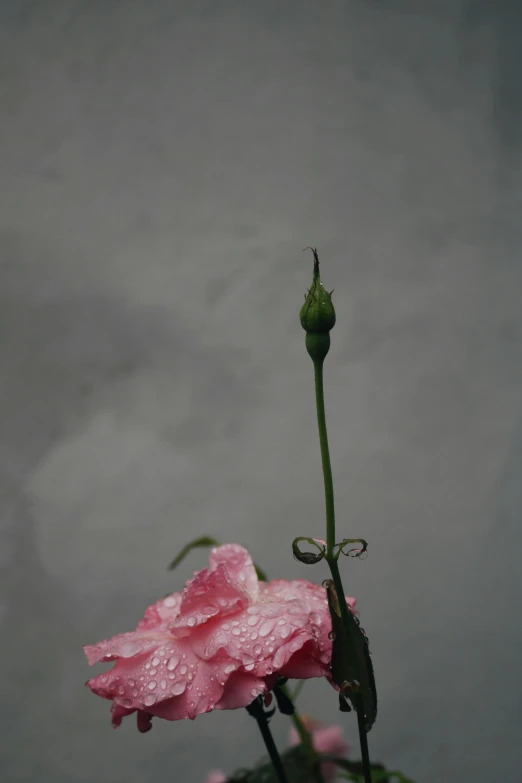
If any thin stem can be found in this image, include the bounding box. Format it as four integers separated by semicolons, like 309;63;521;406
313;360;336;555
246;698;289;783
289;678;306;702
312;357;372;783
355;694;372;783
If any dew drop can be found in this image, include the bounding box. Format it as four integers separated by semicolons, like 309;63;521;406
151;656;160;667
150;668;157;676
247;606;260;615
167;655;180;671
259;619;276;637
164;595;177;607
144;693;156;707
254;644;263;655
231;627;241;636
187;616;197;627
251;631;258;641
148;680;157;690
117;685;125;695
280;626;291;639
171;682;186;696
247;614;259;626
273;648;287;669
132;688;139;697
180;665;188;675
224;663;236;674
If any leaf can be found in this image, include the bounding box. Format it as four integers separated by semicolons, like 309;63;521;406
224;745;317;783
167;535;268;582
327;757;419;783
325;579;378;732
167;536;220;570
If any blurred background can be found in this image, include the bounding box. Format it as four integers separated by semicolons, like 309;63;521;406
1;1;522;781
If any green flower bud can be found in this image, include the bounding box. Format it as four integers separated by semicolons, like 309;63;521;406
299;247;336;334
300;247;336;362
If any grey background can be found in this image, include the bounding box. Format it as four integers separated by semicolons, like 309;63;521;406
1;1;521;782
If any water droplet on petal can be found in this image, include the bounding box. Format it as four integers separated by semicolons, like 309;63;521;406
160;678;167;690
231;627;241;636
280;626;291;639
117;685;125;695
259;619;276;637
167;655;180;671
151;656;160;667
148;680;157;690
144;693;156;707
171;682;186;696
149;668;157;676
254;644;263;655
247;614;259;626
164;595;177;607
251;631;258;641
180;665;188;675
187;616;197;627
132;688;139;697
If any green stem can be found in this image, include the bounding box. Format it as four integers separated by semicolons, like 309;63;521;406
246;698;290;783
313;360;336;555
312;357;372;783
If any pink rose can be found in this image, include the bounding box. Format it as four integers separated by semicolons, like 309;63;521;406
84;544;356;731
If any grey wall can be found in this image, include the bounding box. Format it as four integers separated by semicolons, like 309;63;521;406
1;2;522;782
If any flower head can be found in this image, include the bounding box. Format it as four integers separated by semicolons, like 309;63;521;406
84;544;356;731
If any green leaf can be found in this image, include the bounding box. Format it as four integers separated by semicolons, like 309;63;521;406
167;536;220;570
325;579;378;732
167;535;268;582
223;745;317;782
327;757;419;783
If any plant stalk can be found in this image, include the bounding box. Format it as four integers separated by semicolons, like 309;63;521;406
312;357;372;783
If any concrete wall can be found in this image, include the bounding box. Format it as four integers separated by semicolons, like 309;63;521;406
1;2;521;781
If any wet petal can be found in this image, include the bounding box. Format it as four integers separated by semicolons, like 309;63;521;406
209;543;259;602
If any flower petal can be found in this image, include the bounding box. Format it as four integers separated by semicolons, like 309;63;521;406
215;671;266;710
209;543;259;602
174;562;248;630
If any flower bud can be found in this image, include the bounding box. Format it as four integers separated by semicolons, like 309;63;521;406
300;248;336;362
299;247;336;335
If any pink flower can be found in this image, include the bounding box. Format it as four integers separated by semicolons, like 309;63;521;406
85;544;356;731
289;717;349;782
